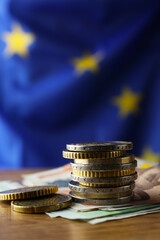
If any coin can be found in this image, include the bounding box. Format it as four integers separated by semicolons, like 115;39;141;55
0;185;58;201
69;181;135;193
66;141;133;151
63;150;126;160
79;182;133;187
71;160;137;170
71;172;137;184
71;190;132;199
11;194;72;213
72;168;136;177
69;192;132;205
74;155;135;164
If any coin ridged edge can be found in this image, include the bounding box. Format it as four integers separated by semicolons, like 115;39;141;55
63;150;126;159
69;181;135;193
71;190;132;199
72;168;136;177
69;192;132;205
67;142;133;151
0;186;58;201
71;160;137;171
11;194;72;213
71;172;137;184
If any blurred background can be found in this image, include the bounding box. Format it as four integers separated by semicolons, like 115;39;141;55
0;0;159;168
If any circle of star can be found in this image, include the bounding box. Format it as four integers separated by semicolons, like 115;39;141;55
112;87;142;117
2;23;35;57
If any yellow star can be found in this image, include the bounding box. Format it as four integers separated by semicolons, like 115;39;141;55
140;162;152;169
2;23;35;57
141;148;160;162
71;52;104;75
112;87;142;117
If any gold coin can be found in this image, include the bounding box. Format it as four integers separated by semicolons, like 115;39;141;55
72;190;132;199
0;185;58;201
72;168;136;177
74;155;135;165
11;194;72;213
63;150;126;160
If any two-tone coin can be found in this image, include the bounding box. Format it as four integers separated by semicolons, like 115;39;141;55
67;141;133;151
71;190;132;199
11;194;72;213
71;160;137;170
63;150;126;160
71;172;137;185
69;192;132;205
0;185;58;201
74;155;135;165
72;168;136;178
69;181;135;193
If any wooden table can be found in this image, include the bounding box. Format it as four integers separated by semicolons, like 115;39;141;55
0;170;160;240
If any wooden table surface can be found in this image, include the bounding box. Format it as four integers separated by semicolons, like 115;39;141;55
0;169;160;240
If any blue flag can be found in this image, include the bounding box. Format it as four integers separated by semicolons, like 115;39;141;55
0;0;160;168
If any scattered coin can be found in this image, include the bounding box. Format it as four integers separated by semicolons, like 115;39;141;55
0;185;58;201
11;194;72;213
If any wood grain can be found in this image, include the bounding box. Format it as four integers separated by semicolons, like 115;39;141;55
0;170;160;240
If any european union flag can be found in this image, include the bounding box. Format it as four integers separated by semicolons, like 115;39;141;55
0;0;160;168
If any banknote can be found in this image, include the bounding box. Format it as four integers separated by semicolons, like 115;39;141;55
0;180;23;191
47;203;160;220
87;208;160;224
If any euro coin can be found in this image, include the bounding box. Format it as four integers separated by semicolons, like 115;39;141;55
72;168;136;177
0;185;58;201
71;190;132;199
66;141;133;151
74;155;135;164
71;172;137;185
11;194;72;213
69;192;132;205
68;180;135;193
63;150;126;160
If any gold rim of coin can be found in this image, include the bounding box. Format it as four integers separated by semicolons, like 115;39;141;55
71;190;132;199
69;180;135;193
69;192;132;205
72;168;136;178
11;194;72;213
71;172;137;184
63;150;126;160
74;155;135;165
0;185;58;201
79;182;134;187
66;141;133;151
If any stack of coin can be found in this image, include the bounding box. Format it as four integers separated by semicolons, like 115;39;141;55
0;185;72;213
63;141;137;205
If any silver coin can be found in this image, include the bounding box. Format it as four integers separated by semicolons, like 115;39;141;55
69;181;135;193
71;160;137;171
71;172;137;184
67;141;133;151
69;192;132;205
74;155;135;164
